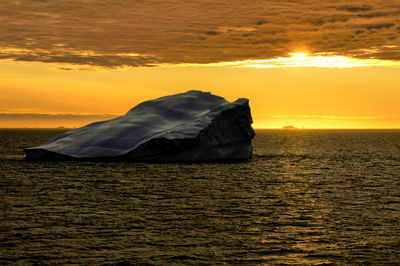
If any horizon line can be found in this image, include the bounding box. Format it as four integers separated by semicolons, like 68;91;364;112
1;127;399;130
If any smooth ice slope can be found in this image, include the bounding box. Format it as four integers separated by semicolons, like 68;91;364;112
25;90;255;161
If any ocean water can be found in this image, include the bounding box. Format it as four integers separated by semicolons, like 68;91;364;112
0;129;399;265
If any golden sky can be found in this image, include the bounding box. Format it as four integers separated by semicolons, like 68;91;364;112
0;0;399;128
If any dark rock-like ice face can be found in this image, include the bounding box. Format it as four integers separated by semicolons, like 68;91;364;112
25;90;255;161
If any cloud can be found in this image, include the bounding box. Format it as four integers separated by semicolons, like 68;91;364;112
336;5;372;12
354;22;396;30
0;0;399;68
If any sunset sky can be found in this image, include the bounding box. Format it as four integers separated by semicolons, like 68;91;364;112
1;0;399;128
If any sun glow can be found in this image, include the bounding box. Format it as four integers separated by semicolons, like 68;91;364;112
230;52;400;68
1;51;399;129
160;52;400;69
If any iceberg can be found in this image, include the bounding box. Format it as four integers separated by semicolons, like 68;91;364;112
25;90;255;161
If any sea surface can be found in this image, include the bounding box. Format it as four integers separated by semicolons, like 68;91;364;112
0;129;399;265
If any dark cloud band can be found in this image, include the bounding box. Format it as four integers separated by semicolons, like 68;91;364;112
0;0;399;68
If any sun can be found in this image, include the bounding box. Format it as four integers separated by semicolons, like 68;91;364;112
289;52;309;60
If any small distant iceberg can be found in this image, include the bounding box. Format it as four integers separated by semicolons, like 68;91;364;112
282;125;298;130
25;90;255;161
